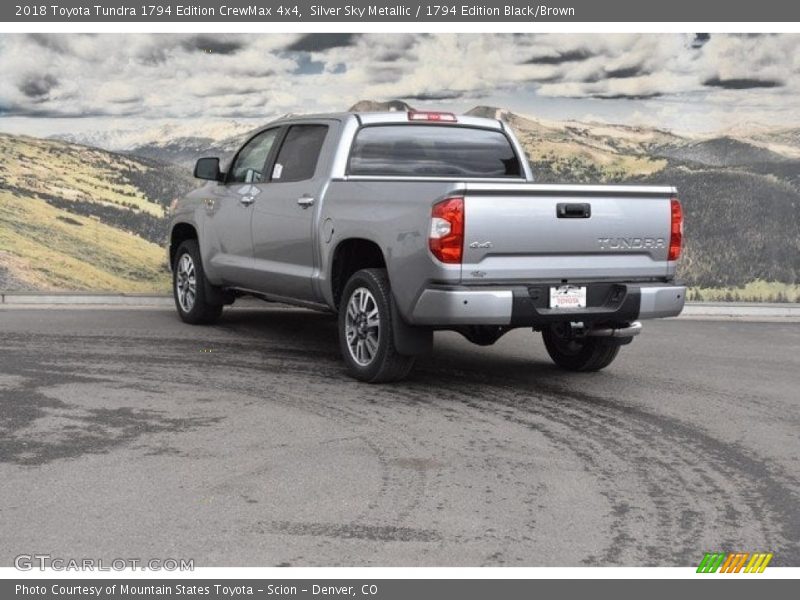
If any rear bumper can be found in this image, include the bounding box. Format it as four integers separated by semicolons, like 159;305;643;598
409;282;686;326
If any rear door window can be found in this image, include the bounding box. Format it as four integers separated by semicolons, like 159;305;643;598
348;125;522;178
271;124;329;182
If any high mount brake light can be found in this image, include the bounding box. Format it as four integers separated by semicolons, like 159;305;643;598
668;198;683;261
408;111;458;123
429;197;464;264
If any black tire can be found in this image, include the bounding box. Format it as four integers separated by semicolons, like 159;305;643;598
542;323;621;372
338;268;416;383
172;240;223;325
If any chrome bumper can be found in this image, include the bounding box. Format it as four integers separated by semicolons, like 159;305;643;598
412;289;513;325
410;283;686;326
637;284;687;319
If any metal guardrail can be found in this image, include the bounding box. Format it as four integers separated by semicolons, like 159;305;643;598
681;302;800;318
0;292;173;306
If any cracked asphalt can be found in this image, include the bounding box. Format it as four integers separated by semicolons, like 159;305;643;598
0;306;798;566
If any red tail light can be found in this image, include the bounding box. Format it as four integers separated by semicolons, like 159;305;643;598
429;197;464;264
668;198;683;261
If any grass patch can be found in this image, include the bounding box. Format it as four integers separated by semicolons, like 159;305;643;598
0;190;169;292
688;280;800;303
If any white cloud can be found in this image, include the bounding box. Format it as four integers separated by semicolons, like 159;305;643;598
0;33;798;131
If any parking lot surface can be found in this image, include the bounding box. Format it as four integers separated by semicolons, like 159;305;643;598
1;307;798;566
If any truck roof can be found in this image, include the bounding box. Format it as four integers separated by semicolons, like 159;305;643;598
269;111;505;130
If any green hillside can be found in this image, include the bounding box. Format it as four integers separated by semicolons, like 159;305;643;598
0;134;194;292
640;165;800;288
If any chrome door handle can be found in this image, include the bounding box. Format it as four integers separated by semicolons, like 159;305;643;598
297;196;315;208
240;196;254;206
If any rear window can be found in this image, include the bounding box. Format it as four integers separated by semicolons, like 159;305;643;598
347;125;522;178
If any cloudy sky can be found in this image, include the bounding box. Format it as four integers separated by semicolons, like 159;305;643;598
1;33;799;137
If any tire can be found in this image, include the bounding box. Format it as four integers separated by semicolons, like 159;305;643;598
338;268;416;383
542;323;621;372
172;240;223;325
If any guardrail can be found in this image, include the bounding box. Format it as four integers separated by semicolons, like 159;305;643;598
681;302;800;318
0;292;173;306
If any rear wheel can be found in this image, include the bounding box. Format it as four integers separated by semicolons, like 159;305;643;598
542;323;621;372
173;240;223;325
338;268;415;383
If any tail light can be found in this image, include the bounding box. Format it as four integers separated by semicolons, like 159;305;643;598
668;198;683;261
429;197;464;264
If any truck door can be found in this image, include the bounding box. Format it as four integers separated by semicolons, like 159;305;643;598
250;123;330;301
204;127;280;288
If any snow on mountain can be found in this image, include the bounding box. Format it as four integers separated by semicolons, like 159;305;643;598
51;120;259;153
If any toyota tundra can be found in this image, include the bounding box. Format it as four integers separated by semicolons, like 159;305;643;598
168;110;685;382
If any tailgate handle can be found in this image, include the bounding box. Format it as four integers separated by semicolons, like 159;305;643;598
557;203;591;218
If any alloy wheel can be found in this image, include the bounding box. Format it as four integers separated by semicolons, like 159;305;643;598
344;287;381;366
175;253;197;313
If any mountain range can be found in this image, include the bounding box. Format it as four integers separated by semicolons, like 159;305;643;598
2;100;798;298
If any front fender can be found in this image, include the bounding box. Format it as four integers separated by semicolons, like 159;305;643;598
167;190;220;284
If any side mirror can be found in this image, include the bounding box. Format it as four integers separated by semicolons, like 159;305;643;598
194;157;222;181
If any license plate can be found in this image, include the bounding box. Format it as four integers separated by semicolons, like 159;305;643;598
549;285;587;309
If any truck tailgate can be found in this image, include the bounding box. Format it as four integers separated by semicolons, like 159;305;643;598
461;183;676;282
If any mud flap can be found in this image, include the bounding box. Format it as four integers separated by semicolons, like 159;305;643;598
203;279;235;306
391;301;433;356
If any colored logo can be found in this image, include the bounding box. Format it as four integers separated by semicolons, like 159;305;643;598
697;552;773;573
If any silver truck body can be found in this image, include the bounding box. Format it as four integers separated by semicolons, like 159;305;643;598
169;111;685;332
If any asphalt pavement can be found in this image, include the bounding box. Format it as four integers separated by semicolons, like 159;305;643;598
0;306;798;567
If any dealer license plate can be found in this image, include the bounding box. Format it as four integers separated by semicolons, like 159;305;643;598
549;285;587;309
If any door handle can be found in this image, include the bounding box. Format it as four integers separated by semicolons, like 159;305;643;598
297;196;315;209
556;203;591;218
240;196;255;206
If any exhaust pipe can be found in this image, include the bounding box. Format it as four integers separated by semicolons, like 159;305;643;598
587;321;642;338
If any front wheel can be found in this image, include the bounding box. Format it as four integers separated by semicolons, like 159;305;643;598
173;240;223;325
542;323;621;372
338;269;416;383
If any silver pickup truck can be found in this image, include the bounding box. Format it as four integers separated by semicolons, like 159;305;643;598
169;110;685;382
